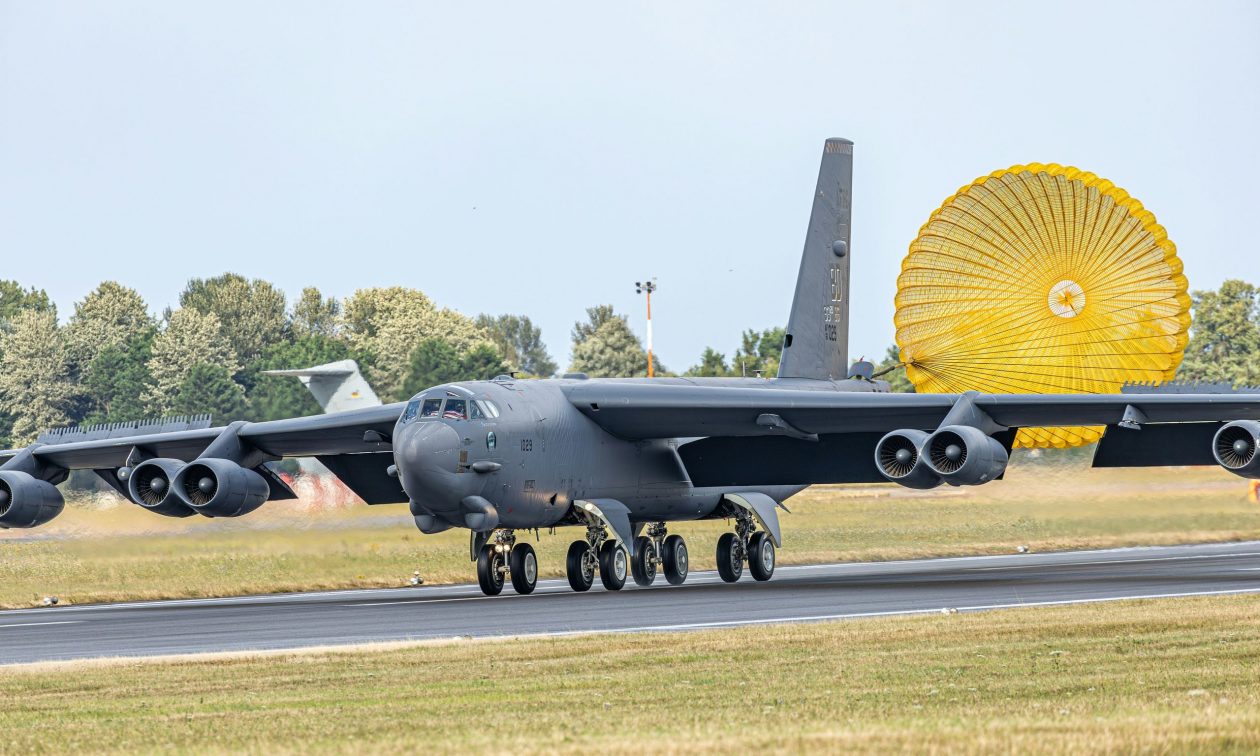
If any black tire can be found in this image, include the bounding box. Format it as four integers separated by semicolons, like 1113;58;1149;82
631;536;656;587
477;545;505;596
662;534;689;586
599;541;628;591
509;542;538;595
566;540;595;592
747;531;776;582
716;532;743;583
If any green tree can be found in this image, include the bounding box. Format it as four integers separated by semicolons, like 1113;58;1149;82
571;305;617;346
292;287;341;339
685;347;731;377
475;314;557;377
730;327;786;377
247;335;351;421
569;315;663;378
83;328;157;423
344;287;491;402
0;281;54;326
0;310;75;444
1178;280;1260;386
402;340;508;397
873;344;915;392
145;309;239;413
65;282;154;374
179;273;288;364
171;363;248;421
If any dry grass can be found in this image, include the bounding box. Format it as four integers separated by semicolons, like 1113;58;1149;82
1;459;1258;608
2;594;1258;754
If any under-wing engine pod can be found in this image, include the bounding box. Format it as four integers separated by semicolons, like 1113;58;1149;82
873;429;942;489
126;458;196;517
922;425;1008;486
0;470;65;529
1212;420;1260;478
171;458;270;518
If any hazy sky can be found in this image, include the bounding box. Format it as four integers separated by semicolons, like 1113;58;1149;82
2;1;1257;371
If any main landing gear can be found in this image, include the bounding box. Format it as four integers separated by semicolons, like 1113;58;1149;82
566;523;628;592
716;509;775;583
475;530;538;596
631;522;689;587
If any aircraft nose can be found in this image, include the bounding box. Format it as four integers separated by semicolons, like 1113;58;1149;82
402;421;462;474
396;421;467;517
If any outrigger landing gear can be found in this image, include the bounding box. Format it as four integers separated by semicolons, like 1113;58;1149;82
632;522;689;587
475;530;539;596
716;509;776;584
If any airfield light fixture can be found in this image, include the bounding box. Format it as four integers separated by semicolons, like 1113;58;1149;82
635;278;658;378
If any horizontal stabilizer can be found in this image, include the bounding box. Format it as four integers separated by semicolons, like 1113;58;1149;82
262;359;383;414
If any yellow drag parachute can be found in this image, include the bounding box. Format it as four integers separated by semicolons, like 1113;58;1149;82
895;164;1190;449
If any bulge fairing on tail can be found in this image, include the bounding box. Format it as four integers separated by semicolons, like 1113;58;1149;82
5;139;1260;597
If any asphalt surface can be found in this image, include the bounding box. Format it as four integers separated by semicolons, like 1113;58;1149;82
3;541;1259;665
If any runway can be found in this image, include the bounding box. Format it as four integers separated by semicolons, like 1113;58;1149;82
2;541;1259;666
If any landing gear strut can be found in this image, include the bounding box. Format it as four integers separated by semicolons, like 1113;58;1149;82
716;510;775;584
475;530;539;596
566;523;627;592
632;522;689;587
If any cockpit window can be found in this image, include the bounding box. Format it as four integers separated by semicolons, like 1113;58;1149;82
478;400;500;418
420;398;444;418
470;401;485;420
402;399;422;423
443;399;468;420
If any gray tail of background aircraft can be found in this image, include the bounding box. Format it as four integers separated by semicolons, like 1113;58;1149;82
6;138;1260;598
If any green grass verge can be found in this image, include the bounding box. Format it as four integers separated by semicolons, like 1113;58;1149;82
4;594;1259;753
1;463;1258;608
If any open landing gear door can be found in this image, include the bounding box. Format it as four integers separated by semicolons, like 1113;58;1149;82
723;492;783;547
574;499;636;556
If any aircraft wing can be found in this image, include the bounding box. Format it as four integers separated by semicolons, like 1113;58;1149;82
562;383;1260;487
561;383;1260;439
0;403;407;505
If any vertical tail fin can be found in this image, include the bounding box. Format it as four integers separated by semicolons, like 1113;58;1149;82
777;138;853;381
261;360;383;414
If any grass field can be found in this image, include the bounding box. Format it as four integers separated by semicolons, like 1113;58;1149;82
3;594;1258;753
1;457;1258;608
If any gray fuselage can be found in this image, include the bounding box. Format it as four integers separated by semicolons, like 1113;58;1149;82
393;376;883;533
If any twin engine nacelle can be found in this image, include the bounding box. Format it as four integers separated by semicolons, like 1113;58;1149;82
0;470;66;529
875;425;1009;488
127;458;270;518
1212;420;1260;479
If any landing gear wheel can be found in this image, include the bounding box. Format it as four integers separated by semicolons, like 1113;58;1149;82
716;532;743;583
599;541;627;591
477;544;505;596
631;536;656;586
509;543;538;594
566;540;595;592
662;534;689;585
747;531;775;582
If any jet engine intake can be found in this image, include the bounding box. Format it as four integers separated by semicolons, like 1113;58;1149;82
172;458;270;517
126;459;196;517
0;470;65;529
873;429;942;489
1212;420;1260;478
923;425;1008;486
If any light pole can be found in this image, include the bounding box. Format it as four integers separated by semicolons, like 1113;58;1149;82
635;278;657;378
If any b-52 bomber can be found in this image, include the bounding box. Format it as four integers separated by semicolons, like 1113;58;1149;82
4;139;1260;597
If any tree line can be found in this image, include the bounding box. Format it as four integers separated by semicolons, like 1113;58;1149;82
2;275;1254;447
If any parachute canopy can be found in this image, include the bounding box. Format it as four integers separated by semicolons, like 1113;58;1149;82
895;164;1190;449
